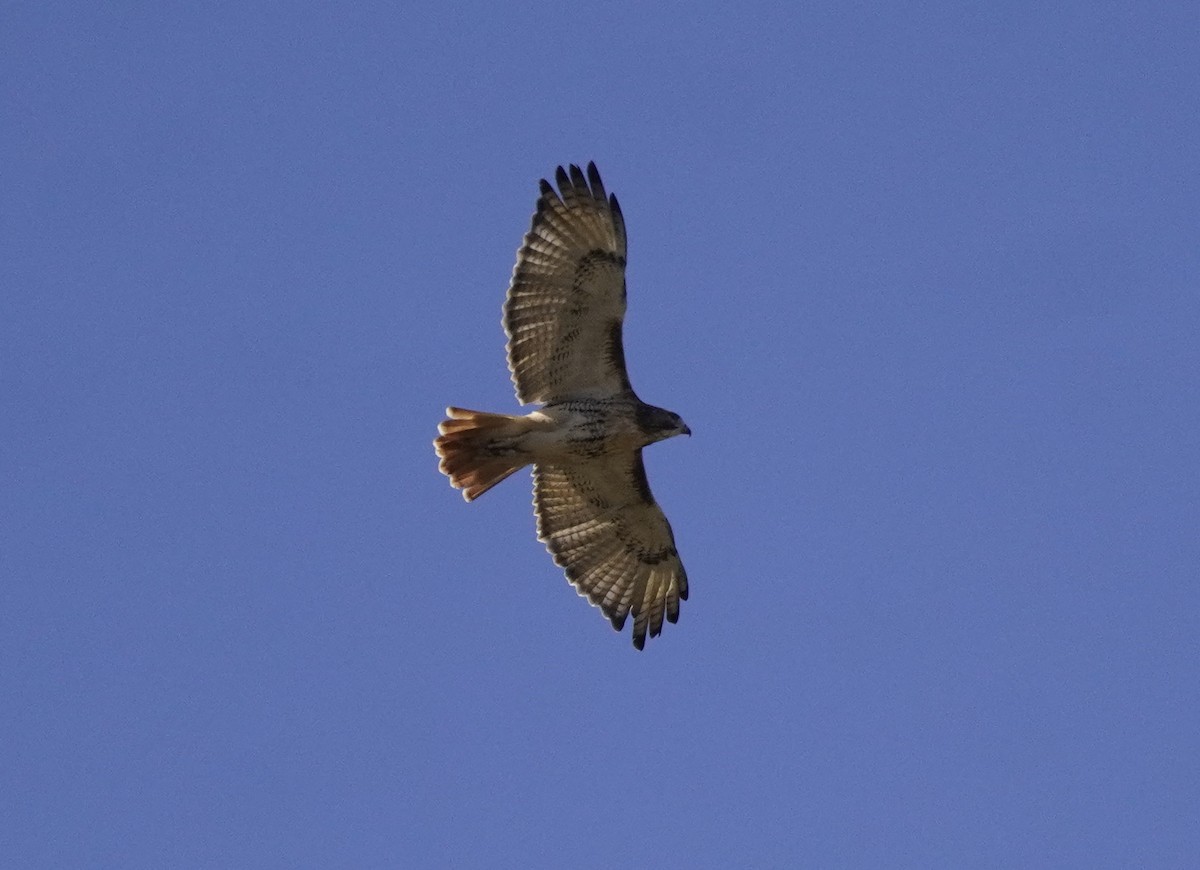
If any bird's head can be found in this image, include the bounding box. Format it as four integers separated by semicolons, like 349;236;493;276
637;404;691;443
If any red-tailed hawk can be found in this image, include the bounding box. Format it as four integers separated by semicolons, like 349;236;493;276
434;162;690;650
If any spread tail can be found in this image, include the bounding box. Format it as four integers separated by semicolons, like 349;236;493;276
434;407;534;501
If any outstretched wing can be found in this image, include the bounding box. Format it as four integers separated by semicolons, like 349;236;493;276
533;451;688;650
504;162;632;405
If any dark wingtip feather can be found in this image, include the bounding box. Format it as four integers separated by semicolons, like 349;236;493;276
554;165;570;191
633;633;646;651
586;162;605;199
568;163;587;192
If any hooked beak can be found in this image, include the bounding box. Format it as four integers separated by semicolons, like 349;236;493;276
681;423;692;437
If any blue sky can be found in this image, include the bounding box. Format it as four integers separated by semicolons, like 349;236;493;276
4;2;1198;867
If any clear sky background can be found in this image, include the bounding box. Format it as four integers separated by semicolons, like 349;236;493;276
4;3;1198;867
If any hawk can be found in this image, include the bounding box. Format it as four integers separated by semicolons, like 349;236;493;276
434;162;691;650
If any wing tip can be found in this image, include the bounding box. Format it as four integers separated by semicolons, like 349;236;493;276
586;161;608;202
536;178;558;213
568;163;587;191
547;162;608;203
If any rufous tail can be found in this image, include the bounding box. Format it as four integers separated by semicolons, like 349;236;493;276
434;407;533;501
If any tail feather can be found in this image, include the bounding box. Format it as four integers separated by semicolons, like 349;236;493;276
434;407;534;501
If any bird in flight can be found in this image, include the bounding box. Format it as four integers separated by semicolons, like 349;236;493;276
434;162;691;649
